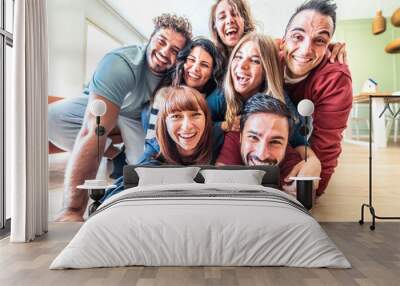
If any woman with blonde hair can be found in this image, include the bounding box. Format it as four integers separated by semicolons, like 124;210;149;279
207;32;302;142
223;32;285;130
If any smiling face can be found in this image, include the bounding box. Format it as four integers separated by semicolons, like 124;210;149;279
240;113;288;166
231;40;264;100
146;28;187;74
214;0;245;49
166;109;206;157
283;10;334;78
183;46;214;91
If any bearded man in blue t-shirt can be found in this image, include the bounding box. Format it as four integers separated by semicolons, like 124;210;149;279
49;14;192;222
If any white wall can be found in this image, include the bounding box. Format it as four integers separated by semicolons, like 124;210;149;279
48;0;146;98
105;0;400;39
84;22;122;84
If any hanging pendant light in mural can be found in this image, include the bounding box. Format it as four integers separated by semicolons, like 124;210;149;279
385;38;400;54
372;0;386;35
385;6;400;54
372;10;386;34
391;8;400;27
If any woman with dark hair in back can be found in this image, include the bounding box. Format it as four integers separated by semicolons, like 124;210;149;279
209;0;256;68
144;37;224;125
171;37;224;96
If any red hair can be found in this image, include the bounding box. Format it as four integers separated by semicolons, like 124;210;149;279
156;86;213;165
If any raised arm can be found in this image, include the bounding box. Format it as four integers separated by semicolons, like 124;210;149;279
55;51;138;222
56;95;120;222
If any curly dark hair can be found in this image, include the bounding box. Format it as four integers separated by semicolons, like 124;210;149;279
170;37;224;95
152;13;193;43
240;92;293;136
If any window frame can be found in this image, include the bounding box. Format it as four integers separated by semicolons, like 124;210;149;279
1;0;14;233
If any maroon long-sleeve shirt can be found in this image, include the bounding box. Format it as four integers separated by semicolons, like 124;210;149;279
285;56;353;195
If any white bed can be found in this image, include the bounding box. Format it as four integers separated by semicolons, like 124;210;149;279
50;183;350;269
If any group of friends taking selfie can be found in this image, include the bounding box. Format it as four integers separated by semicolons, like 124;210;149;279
48;0;353;222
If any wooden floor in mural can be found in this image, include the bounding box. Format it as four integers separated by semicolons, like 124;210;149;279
1;142;399;285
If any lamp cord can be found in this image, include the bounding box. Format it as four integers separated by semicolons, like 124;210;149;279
97;126;100;165
96;116;101;165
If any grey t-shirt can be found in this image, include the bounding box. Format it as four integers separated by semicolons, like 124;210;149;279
88;45;162;120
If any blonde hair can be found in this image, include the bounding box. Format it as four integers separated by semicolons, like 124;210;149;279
223;32;285;128
209;0;256;65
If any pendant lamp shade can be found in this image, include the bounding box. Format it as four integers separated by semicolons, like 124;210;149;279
391;8;400;27
372;10;386;35
385;38;400;54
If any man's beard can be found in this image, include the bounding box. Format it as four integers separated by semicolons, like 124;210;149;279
245;155;278;166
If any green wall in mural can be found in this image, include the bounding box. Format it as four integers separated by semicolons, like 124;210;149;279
334;18;400;136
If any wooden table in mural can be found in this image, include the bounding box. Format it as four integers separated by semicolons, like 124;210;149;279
353;92;400;148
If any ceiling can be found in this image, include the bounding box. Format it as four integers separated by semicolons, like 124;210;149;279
104;0;400;39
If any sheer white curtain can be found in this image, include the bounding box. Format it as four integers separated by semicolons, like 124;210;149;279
8;0;48;242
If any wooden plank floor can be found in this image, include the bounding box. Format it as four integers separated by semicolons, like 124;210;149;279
1;222;399;286
313;142;400;222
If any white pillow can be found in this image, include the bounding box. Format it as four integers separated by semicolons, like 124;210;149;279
135;167;200;186
200;169;266;185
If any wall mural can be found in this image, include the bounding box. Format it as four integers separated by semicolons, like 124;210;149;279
48;0;352;223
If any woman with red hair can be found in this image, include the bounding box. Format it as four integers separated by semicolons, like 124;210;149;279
101;86;217;201
154;85;215;165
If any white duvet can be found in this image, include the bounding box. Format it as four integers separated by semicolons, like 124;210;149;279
50;183;350;269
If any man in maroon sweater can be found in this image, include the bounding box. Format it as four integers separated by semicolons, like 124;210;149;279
280;0;352;195
216;93;311;195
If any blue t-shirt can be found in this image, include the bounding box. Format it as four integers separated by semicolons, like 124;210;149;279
87;45;162;120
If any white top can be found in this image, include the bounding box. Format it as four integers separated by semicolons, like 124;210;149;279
77;179;116;189
288;176;321;181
